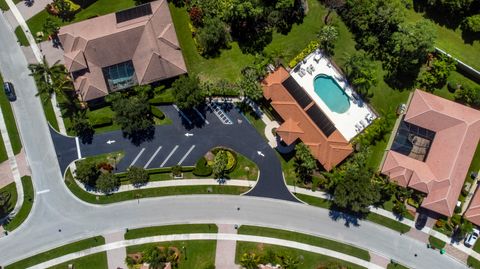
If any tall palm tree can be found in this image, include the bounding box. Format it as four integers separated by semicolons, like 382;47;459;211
28;55;69;101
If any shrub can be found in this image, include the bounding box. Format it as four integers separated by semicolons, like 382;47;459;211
406;197;419;208
88;115;112;128
189;6;204;27
126;166;149;187
172;165;182;177
150;106;165;120
193;157;213;177
447;80;459;93
149;96;174;105
463;15;480;33
96;172;119;194
435;219;445;228
288;40;320;68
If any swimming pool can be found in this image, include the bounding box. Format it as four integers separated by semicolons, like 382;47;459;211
313;74;350;114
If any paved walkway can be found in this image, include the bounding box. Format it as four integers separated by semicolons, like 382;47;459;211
215;224;239;269
0;149;30;189
0;103;23;216
104;231;126;269
26;233;383;269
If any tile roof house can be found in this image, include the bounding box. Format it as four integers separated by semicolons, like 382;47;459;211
381;90;480;217
262;67;353;171
465;191;480;226
58;0;187;101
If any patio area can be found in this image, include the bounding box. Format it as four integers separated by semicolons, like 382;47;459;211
290;51;376;141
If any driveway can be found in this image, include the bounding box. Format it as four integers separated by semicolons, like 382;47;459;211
50;103;298;202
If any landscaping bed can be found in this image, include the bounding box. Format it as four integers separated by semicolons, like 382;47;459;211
125;224;217;240
0;182;17;221
428;236;446;250
5;236;105;269
238;225;370;261
126;240;216;269
235;242;365;269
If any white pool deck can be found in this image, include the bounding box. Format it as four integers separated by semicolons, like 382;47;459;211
290;51;376;141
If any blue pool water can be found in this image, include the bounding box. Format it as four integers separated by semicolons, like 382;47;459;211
313;75;350;114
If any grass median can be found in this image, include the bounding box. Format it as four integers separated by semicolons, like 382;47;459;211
5;236;105;269
0;76;22;154
4;176;34;231
238;225;370;261
295;193;411;234
125;224;218;240
65;169;249;204
47;252;107;269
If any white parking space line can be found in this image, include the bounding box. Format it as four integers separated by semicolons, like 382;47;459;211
178;145;196;165
160;145;179;167
36;189;50;195
144;146;162;168
75;137;82;159
193;108;209;124
172;104;192;125
130;148;146;167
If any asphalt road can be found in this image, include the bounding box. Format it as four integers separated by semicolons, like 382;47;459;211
51;103;297;201
0;12;467;269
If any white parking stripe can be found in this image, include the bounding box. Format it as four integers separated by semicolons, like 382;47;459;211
193;108;209;124
75;137;82;159
178;145;196;165
144;146;162;168
172;104;192;125
160;145;179;167
130;148;146;167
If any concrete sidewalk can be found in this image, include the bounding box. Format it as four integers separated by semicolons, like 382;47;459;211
215;224;240;269
104;231;126;269
27;233;383;269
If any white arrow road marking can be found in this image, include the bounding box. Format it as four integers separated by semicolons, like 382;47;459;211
36;189;50;195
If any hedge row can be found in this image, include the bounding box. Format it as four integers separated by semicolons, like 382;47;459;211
151;106;165;119
288;40;320;68
116;166;194;181
88;115;112;128
193;157;213;177
149;95;174;105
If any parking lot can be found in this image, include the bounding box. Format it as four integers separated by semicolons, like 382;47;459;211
50;102;298;201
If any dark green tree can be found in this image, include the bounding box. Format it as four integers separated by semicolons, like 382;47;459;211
53;0;73;21
463;14;480;33
196;17;230;57
323;0;346;24
417;54;456;92
239;67;263;101
42;17;60;36
386;20;436;76
455;85;480;107
332;150;381;214
293;143;317;183
212;150;228;178
126;166;149;187
109;93;154;139
75;160;100;187
71;111;94;143
318;25;338;55
142;246;179;269
172;75;205;109
95;172;119;194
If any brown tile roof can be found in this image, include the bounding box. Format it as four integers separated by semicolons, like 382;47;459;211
263;67;353;171
382;90;480;217
58;0;187;101
465;190;480;226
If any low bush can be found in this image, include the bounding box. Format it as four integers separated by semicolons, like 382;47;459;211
149;97;173;105
150;106;165;120
193;157;213;177
447;80;459;93
288;40;320;68
88;115;112;128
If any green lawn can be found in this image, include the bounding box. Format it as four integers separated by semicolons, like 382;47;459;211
125;224;217;240
227;152;259;180
47;252;107;269
0;182;17;220
39;94;60;132
0;76;22;154
236;242;365;269
5;236;105;269
126;240;216;269
405;9;480;71
428;236;446;249
65;168;249;204
387;262;409;269
4;176;33;231
468;255;480;269
238;225;370;261
17;0;136;46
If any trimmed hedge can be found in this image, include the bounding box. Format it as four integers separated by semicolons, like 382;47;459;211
211;147;237;173
288;40;320;68
88;115;112;128
151;106;165;119
193;157;213;177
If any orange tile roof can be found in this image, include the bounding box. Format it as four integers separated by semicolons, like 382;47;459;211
263;67;352;171
382;90;480;217
58;0;186;101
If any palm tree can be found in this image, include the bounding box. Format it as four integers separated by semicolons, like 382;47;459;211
28;55;69;101
144;246;179;269
239;252;260;269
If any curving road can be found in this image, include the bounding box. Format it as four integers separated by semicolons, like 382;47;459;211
0;12;466;269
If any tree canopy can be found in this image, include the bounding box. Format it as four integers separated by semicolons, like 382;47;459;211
95;172;119;194
331;150;381;214
344;51;377;98
75;160;100;187
126;166;149;187
293;143;317;183
196;16;230;57
172;75;205;110
212;150;228;178
318;25;338;56
109;93;154;140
